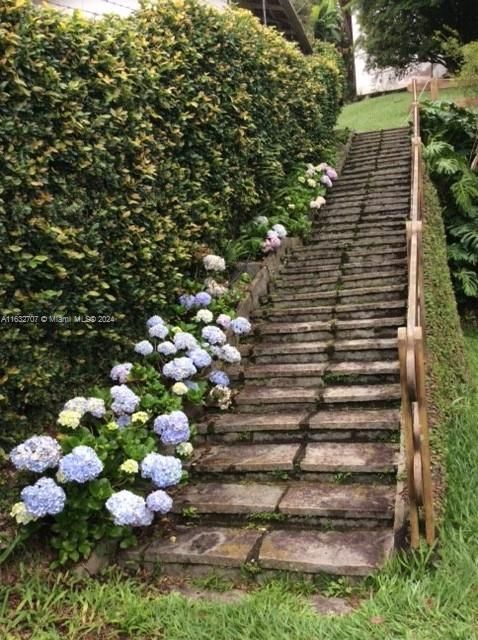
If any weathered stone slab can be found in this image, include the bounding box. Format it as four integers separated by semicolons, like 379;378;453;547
144;527;261;567
322;384;401;404
308;595;355;616
334;338;397;352
278;483;395;518
257;320;333;335
335;317;404;330
253;341;331;356
327;361;399;376
258;529;394;575
236;386;319;405
309;409;400;431
211;412;308;433
301;442;398;473
173;482;286;514
245;363;327;378
193;443;300;472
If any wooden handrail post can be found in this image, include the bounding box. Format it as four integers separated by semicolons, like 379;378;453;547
398;327;420;548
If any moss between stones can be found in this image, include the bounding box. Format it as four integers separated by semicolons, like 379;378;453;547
423;173;468;522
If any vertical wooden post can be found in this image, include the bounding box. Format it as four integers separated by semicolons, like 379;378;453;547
431;77;439;101
398;327;420;548
414;327;435;544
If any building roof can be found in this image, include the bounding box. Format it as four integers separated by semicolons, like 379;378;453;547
236;0;313;54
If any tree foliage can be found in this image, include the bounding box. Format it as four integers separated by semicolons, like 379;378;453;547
352;0;478;72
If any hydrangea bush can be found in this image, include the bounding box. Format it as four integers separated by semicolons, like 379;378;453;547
9;293;252;564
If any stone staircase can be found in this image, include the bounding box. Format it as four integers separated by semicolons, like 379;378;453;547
138;128;410;577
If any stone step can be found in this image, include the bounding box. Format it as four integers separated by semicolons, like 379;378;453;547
253;300;406;324
335;317;404;340
256;319;332;339
322;384;401;404
314;222;405;235
292;244;406;261
172;481;395;523
235;385;320;411
332;337;397;362
268;284;405;307
249;340;331;364
326;360;400;380
258;528;394;575
301;442;398;473
139;525;394;576
242;363;327;387
278;482;395;519
309;408;400;431
191;443;301;473
201;412;309;434
275;274;406;294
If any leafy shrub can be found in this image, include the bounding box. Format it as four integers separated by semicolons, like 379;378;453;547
8;297;254;564
0;0;344;446
420;101;478;301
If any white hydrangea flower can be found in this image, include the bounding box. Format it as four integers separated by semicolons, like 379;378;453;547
307;178;317;188
205;277;228;297
10;502;36;525
195;309;214;323
203;254;226;272
57;409;82;429
120;459;139;474
305;163;317;177
310;196;327;209
176;442;194;457
253;215;268;226
171;382;188;396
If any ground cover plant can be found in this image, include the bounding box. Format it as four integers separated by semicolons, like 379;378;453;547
0;0;344;446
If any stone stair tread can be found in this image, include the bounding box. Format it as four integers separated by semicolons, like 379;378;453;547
253;341;330;355
144;526;262;567
278;482;395;518
336;317;404;330
236;386;320;404
244;363;327;378
334;337;396;350
192;443;301;472
208;412;309;433
327;361;399;376
301;442;398;473
257;320;332;334
173;482;286;514
309;409;400;430
258;529;394;575
322;384;401;403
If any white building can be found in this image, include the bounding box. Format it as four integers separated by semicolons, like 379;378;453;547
37;0;227;19
352;13;446;96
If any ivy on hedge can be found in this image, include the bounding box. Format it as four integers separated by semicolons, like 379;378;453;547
0;0;344;443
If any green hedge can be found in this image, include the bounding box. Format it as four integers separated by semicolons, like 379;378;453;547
423;173;468;519
0;0;343;444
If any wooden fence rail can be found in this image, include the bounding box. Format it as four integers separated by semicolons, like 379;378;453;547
398;78;435;547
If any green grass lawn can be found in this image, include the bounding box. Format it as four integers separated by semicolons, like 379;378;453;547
1;330;477;639
338;88;470;132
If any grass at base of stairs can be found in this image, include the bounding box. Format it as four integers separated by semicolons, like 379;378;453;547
337;88;470;132
0;330;477;640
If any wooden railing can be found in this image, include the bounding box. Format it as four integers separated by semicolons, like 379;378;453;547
397;78;435;547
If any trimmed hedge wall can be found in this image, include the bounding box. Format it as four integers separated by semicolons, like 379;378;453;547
423;174;467;519
0;0;343;443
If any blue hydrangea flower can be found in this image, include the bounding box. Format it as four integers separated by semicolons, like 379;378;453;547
146;490;173;514
208;370;230;387
64;396;87;414
21;477;66;518
105;490;154;526
141;453;182;488
173;332;198;351
110;385;140;415
116;415;132;428
178;294;196;310
185;380;199;391
162;357;197;381
153;414;170;435
188;348;212;369
10;436;62;473
157;341;177;356
146;315;165;328
85;397;106;418
148;323;169;340
134;340;154;356
202;325;227;345
194;291;212;307
230;317;252;335
155;411;190;446
59;446;103;483
110;363;133;384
